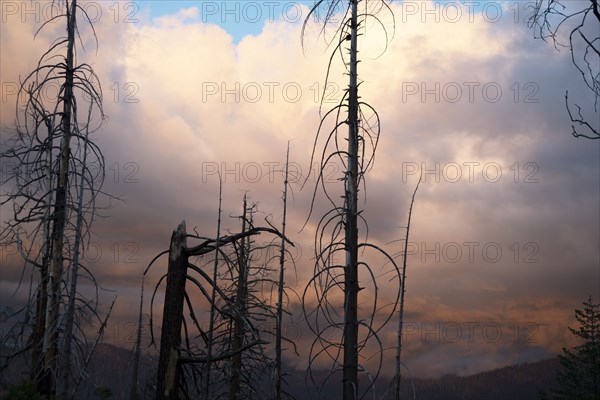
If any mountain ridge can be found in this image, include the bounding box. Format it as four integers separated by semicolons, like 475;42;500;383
1;343;559;399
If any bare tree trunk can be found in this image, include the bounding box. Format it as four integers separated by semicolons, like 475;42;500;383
43;0;77;393
60;103;94;400
31;268;49;392
274;143;290;400
228;197;249;400
395;174;421;400
130;276;145;400
204;177;223;399
157;222;189;400
31;130;54;391
303;1;395;397
4;0;105;395
73;297;117;396
343;1;360;399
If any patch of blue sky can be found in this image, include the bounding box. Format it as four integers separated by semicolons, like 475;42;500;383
135;1;313;42
133;1;531;42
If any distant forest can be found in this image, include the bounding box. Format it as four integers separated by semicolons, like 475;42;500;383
0;344;561;400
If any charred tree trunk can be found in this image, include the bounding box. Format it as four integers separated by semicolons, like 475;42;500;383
130;276;145;400
395;174;421;400
228;197;249;400
31;266;49;393
302;1;394;397
204;177;222;399
32;142;53;391
61;103;94;400
42;0;77;394
274;144;290;400
156;222;188;400
73;296;117;395
343;1;360;399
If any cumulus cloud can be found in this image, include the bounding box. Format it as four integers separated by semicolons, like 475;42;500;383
1;0;598;378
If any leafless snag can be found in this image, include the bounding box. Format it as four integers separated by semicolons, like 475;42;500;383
228;195;253;400
204;176;223;399
301;1;398;399
222;196;298;400
72;295;117;396
387;174;421;400
0;0;109;397
274;143;291;400
528;0;599;139
130;275;145;400
146;203;294;399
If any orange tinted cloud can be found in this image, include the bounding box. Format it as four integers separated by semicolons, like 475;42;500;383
1;0;597;378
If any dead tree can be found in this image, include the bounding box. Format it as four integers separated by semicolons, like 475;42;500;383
528;0;600;139
155;222;188;400
228;196;251;400
301;1;398;399
147;216;292;400
45;1;79;389
60;101;100;399
223;197;288;400
0;0;106;397
130;276;145;400
204;177;223;399
393;174;421;400
274;143;291;400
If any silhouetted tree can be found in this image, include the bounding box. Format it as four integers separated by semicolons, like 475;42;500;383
147;206;292;399
301;1;399;399
393;174;421;400
0;0;107;397
553;296;600;399
528;0;600;139
274;144;291;400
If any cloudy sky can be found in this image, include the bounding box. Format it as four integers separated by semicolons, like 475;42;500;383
1;0;599;381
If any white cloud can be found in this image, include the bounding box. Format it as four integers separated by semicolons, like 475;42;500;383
1;0;598;379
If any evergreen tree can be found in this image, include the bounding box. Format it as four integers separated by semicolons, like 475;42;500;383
554;296;600;399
